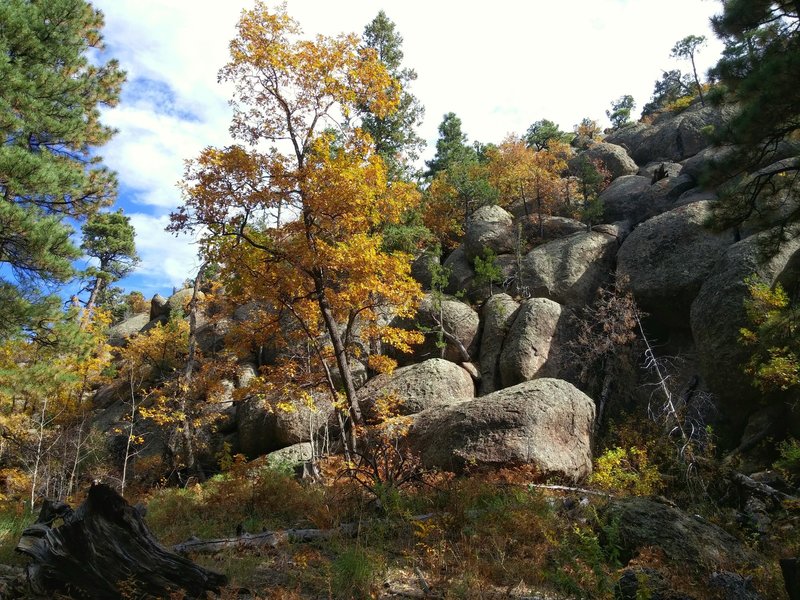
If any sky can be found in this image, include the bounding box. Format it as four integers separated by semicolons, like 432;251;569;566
85;0;726;300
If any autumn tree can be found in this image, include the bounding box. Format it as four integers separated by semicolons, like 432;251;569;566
0;309;112;507
670;35;707;106
0;0;125;339
485;135;569;237
359;11;425;181
573;117;602;142
80;210;139;311
171;4;423;449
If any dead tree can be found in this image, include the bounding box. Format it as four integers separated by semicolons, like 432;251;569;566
16;483;226;598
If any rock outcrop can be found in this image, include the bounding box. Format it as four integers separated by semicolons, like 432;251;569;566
406;378;595;481
107;313;150;347
236;393;334;458
617;201;737;326
499;298;568;387
569;142;639;180
690;230;800;413
606;103;735;164
479;294;520;395
464;205;516;261
392;293;480;364
358;358;474;418
518;231;618;306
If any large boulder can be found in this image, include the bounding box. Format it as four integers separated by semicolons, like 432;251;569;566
464;204;516;261
479;294;520;395
607;103;736;164
410;252;440;290
149;294;168;322
166;288;205;320
518;231;618;307
442;246;475;296
406;378;595;481
598;175;650;223
690;230;800;414
499;298;568;387
600;174;695;225
569;142;638;180
617;201;737;327
606;496;756;567
358;358;474;418
107;313;150;347
236;392;334;458
391;293;480;365
524;215;586;240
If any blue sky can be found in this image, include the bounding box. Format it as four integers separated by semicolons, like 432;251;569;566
83;0;725;301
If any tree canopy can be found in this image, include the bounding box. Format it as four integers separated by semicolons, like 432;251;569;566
171;3;423;447
359;11;425;181
0;0;125;338
707;0;800;244
80;210;140;310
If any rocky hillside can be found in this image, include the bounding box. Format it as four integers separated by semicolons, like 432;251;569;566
103;99;799;480
64;99;798;599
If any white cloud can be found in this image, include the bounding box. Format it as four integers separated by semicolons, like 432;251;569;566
125;213;203;296
90;0;727;295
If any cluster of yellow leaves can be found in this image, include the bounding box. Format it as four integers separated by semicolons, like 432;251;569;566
118;318;189;387
485;136;569;219
740;276;799;392
589;446;663;496
174;4;424;412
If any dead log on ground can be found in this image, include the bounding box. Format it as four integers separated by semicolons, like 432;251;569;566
16;483;226;599
175;513;436;555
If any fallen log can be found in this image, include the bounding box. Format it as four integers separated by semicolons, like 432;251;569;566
175;513;436;555
16;483;226;599
174;523;358;555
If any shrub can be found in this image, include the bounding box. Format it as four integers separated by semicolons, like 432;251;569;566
590;446;663;496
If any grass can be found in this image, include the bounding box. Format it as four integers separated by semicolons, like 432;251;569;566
0;458;791;599
0;506;29;567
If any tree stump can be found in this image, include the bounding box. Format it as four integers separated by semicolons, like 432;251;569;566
16;483;226;598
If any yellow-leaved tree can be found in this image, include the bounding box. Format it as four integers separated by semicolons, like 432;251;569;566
0;309;112;507
486;135;569;238
170;3;422;450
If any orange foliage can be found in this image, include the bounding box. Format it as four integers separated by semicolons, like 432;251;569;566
486;135;568;224
171;3;422;430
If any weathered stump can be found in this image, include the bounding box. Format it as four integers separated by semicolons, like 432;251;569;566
16;483;226;598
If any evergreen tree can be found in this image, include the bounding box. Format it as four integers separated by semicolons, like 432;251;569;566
707;0;799;244
524;119;571;151
359;11;425;180
641;70;695;116
425;112;478;178
606;95;636;130
670;35;707;106
0;0;125;338
80;210;140;310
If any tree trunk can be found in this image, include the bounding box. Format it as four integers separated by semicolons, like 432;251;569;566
690;54;705;106
314;277;362;450
86;276;102;312
16;483;226;598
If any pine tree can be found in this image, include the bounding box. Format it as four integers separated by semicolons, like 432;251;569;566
425;112;478;178
706;0;799;244
359;11;425;181
0;0;125;338
80;210;139;311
